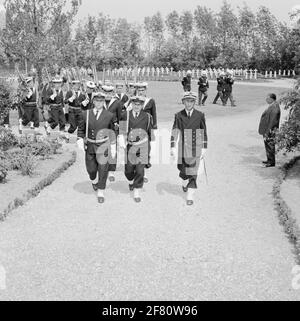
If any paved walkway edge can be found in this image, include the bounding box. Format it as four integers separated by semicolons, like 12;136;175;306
273;154;300;264
0;151;77;222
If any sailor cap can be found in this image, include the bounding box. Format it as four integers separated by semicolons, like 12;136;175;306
182;92;197;101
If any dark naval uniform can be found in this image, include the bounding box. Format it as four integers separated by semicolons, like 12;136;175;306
65;90;86;133
78;109;116;190
182;76;192;92
46;89;66;131
82;93;93;111
105;97;123;173
22;88;39;128
171;109;208;189
198;76;209;105
120;110;153;189
213;76;225;104
116;93;129;105
223;77;236;106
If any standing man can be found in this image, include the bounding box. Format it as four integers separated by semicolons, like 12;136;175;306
223;71;236;107
46;78;66;134
136;82;158;183
259;93;281;168
213;72;226;105
102;85;123;182
20;77;39;133
77;92;117;204
182;70;192;92
198;71;209;106
115;83;129;104
171;92;208;206
119;96;154;203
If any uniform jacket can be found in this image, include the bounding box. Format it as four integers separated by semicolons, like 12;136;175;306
182;76;192;91
223;77;234;93
216;77;225;91
259;102;281;137
120;110;153;143
46;89;64;107
23;88;37;108
105;98;123;124
171;109;208;156
143;97;158;130
78;109;116;145
41;84;52;105
65;91;86;108
198;77;209;92
116;93;129;104
82;93;94;111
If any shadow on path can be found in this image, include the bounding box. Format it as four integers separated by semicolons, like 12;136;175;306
156;182;186;200
73;181;95;195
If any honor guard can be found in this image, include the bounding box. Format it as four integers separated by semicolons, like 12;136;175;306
115;83;129;104
223;72;236;107
46;78;66;133
119;96;154;203
213;72;226;105
82;81;96;111
77;92;117;204
102;85;123;182
198;71;209;106
182;70;192;92
171;92;208;206
65;80;86;135
19;77;39;133
135;82;158;183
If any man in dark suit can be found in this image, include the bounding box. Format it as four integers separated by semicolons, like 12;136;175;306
181;71;192;92
198;71;209;106
223;72;236;107
258;93;281;167
119;96;154;203
213;72;226;105
77;92;117;204
171;92;208;206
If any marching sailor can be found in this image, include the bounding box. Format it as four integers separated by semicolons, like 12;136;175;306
171;92;208;206
198;71;209;106
77;92;117;204
119;96;154;203
102;85;123;182
65;79;86;135
19;77;39;133
136;82;158;183
45;78;66;134
213;72;226;105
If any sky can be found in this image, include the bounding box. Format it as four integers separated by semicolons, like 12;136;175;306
75;0;300;24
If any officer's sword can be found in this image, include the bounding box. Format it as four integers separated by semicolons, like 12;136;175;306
201;156;209;185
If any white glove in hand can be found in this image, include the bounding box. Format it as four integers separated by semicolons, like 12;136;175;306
77;138;85;151
27;89;33;98
82;98;89;107
111;143;117;159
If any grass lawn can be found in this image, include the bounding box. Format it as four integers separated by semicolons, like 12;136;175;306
7;80;289;126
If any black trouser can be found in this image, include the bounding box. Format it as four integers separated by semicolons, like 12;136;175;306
198;89;208;105
85;142;110;190
48;105;66;131
264;134;276;165
22;106;39;128
68;108;82;134
223;91;235;106
213;90;225;104
125;143;148;189
178;157;200;189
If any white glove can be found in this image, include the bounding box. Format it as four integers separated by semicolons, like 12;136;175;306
27;89;33;98
69;91;76;103
77;138;85;151
119;135;126;149
111;143;117;159
82;98;89;107
50;92;57;100
201;148;207;159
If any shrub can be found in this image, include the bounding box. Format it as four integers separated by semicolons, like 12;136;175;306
0;151;8;183
0;127;18;151
18;150;37;176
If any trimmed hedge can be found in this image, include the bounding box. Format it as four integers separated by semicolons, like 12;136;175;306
0;151;77;221
273;156;300;264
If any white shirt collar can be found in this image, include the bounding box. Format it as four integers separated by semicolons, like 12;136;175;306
185;109;194;117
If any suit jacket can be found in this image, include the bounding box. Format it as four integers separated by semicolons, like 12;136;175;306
46;89;64;107
78;109;116;145
198;77;209;91
105;98;123;123
259;102;281;136
217;77;225;91
143;97;158;130
116;93;129;104
120;110;153;143
171;109;208;154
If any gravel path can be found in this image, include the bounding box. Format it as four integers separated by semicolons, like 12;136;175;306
0;104;299;301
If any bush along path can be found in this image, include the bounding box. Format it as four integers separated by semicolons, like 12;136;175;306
273;156;300;265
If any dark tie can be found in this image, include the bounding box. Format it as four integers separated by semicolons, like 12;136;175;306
187;112;191;119
135;112;138;119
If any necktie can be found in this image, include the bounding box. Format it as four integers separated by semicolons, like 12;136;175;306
135;112;138;119
188;111;191;119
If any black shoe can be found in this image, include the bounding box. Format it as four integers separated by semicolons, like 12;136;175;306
182;186;188;193
129;184;134;192
92;184;98;192
231;105;237;107
187;200;194;206
134;197;141;203
264;163;275;168
212;102;217;105
262;161;269;165
98;197;105;204
144;178;149;184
